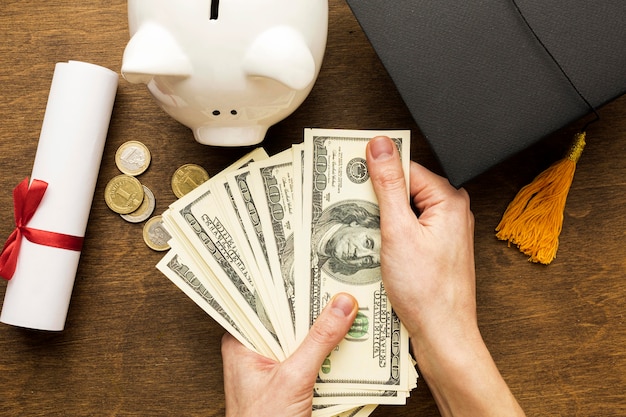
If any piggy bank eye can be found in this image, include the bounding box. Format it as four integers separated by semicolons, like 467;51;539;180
210;0;220;20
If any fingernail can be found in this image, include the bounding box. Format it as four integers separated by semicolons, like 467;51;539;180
369;136;394;160
330;293;356;318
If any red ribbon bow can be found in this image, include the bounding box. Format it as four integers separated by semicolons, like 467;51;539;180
0;178;84;280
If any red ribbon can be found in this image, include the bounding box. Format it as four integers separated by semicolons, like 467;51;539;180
0;178;84;280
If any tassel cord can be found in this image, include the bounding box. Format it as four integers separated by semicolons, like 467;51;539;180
495;133;585;264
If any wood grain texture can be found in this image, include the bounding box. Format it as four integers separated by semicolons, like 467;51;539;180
1;1;624;416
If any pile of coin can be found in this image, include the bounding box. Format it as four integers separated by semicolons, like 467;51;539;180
105;141;154;221
104;140;210;251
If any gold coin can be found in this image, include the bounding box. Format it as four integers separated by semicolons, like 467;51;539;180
104;174;145;214
115;140;151;176
142;215;171;251
120;185;156;223
171;163;210;198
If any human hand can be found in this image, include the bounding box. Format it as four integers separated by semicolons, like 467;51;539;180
221;293;358;417
365;136;525;417
366;135;477;351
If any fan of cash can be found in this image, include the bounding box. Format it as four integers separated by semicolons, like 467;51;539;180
157;129;418;417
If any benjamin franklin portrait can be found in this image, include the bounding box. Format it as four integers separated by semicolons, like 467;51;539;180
310;200;381;285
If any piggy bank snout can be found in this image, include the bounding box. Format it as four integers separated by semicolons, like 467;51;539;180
195;126;268;147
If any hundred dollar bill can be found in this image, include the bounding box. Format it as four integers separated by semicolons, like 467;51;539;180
164;149;287;360
343;405;378;417
163;231;280;359
313;387;407;406
243;148;299;353
297;129;412;393
218;152;296;350
312;404;377;417
156;249;257;352
292;142;305;237
161;148;269;253
313;353;418;406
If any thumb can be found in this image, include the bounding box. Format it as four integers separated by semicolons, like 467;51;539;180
284;293;358;380
366;136;412;227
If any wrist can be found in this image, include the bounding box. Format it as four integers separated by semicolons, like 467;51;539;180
411;323;486;381
411;328;525;417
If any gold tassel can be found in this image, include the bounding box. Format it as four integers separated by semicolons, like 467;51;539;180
495;131;586;264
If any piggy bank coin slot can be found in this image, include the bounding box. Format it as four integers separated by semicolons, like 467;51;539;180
210;0;220;20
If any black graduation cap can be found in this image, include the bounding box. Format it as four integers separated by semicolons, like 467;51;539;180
346;0;626;187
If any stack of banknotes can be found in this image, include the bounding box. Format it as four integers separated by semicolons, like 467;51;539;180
157;129;418;416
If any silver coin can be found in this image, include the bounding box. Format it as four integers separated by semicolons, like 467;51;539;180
115;141;151;176
120;185;156;223
142;215;171;251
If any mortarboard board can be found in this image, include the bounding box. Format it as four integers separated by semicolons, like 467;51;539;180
346;0;626;263
345;0;626;187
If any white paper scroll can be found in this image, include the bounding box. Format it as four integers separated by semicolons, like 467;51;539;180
0;61;118;331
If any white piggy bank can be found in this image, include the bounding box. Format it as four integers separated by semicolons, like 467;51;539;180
121;0;328;146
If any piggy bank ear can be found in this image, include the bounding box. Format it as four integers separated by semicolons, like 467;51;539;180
121;22;192;84
242;26;316;91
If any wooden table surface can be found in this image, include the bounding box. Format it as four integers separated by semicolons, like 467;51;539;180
1;2;624;416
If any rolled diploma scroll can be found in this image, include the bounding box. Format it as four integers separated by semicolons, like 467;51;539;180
0;61;118;331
